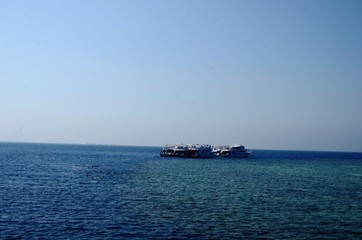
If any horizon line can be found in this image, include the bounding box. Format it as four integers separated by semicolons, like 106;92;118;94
1;140;361;154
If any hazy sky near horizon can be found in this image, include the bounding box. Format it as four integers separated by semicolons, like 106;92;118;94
1;0;362;151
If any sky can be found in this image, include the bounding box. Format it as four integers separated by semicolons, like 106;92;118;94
1;0;362;152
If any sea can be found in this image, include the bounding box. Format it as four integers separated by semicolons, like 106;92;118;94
0;142;361;239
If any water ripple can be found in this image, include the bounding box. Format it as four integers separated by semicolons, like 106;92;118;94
0;143;361;239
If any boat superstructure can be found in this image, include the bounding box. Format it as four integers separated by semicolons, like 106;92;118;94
160;144;213;158
212;144;251;158
161;143;251;158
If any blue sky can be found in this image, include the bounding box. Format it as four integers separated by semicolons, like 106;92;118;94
1;0;362;151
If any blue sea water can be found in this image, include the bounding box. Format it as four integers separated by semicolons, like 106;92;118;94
0;143;361;239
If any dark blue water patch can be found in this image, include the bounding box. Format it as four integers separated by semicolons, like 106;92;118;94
0;143;361;239
251;149;362;160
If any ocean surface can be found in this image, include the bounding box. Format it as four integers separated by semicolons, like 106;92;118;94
1;143;361;239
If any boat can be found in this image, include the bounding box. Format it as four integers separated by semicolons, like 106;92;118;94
160;144;213;158
212;144;251;158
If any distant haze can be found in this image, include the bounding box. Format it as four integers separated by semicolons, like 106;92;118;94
1;0;362;152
